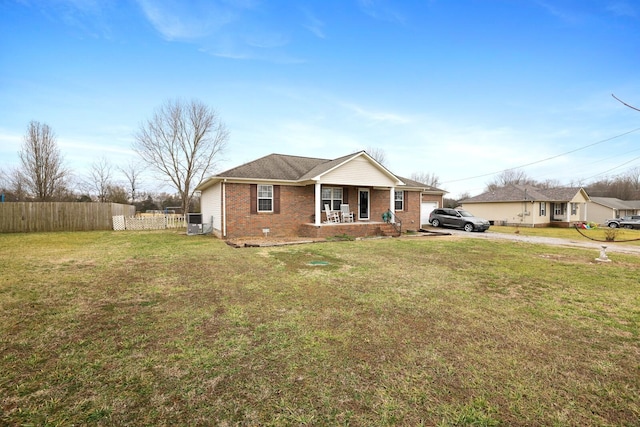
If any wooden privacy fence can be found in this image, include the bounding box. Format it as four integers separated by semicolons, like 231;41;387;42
0;202;135;233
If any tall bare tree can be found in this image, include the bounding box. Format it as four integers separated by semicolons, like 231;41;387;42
119;160;144;204
133;99;229;214
85;156;113;202
18;121;69;201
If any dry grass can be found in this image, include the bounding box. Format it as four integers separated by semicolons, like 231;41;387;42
1;230;638;426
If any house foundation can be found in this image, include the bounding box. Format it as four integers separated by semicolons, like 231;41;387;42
299;221;400;239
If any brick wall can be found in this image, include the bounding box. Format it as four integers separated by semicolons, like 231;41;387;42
225;183;315;238
394;190;421;232
224;183;425;239
369;188;389;222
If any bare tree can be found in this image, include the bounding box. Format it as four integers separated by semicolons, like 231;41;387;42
410;172;441;188
485;169;533;191
85;157;113;202
133;99;229;214
119;160;144;204
5;167;29;201
18;121;69;201
537;178;562;189
366;147;387;166
105;184;129;204
622;166;640;191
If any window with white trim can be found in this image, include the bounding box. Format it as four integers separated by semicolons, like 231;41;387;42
554;204;563;216
539;202;546;216
322;187;343;210
257;185;273;212
394;191;404;211
571;203;578;215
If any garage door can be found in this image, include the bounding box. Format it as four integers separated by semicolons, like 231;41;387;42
421;202;438;226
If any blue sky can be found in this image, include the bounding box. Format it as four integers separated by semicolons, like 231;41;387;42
1;0;639;198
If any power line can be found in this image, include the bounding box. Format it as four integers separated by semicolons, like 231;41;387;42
442;127;640;185
532;140;640;184
580;155;640;181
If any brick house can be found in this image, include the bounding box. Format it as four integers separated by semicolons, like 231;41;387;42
196;151;446;239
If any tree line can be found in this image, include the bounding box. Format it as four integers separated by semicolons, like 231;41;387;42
484;168;640;200
0;99;229;214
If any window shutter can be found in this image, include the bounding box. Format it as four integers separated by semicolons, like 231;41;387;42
343;187;349;204
274;185;280;214
404;191;408;211
250;184;257;214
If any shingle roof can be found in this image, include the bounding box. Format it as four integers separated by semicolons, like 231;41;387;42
217;153;329;181
198;151;446;193
590;197;640;210
461;184;585;203
397;176;444;192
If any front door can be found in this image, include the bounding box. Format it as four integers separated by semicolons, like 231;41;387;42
358;188;370;220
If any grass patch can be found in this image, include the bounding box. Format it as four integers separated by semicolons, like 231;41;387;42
1;230;639;426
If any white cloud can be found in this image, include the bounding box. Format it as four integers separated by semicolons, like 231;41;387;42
135;0;235;40
302;9;326;39
606;2;637;18
357;0;406;24
341;103;412;125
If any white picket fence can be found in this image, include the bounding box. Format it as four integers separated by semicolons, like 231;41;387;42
112;215;186;231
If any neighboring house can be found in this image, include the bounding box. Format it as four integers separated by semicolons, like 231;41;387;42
196;151;445;239
459;184;590;227
588;197;640;224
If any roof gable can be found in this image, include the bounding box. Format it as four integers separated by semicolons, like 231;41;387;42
308;151;402;186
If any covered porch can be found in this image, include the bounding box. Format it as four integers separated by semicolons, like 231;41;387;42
312;182;399;225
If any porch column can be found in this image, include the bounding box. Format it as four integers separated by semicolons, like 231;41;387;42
315;182;322;226
389;188;395;223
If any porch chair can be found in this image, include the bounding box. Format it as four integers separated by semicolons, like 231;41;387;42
340;204;354;223
324;204;340;223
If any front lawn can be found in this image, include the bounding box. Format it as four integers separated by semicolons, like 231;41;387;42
1;231;638;426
